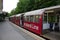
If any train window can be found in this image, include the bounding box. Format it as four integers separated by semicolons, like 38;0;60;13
17;17;19;19
16;17;18;20
33;16;35;22
30;16;34;22
35;15;40;23
43;13;47;23
24;16;27;22
26;16;30;22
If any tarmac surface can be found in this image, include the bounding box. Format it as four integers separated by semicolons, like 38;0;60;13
0;20;35;40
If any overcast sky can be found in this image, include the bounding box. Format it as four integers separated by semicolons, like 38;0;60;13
3;0;19;13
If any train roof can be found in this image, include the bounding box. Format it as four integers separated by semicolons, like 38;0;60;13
10;15;15;17
24;9;45;16
24;5;60;16
16;13;24;17
16;14;21;17
44;5;60;10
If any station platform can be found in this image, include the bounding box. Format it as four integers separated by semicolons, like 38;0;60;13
0;20;60;40
0;20;45;40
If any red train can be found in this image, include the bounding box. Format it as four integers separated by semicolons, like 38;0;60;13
9;5;60;35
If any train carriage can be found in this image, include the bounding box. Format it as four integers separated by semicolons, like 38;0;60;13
24;9;45;35
24;5;60;35
9;15;16;23
15;14;21;26
15;13;24;27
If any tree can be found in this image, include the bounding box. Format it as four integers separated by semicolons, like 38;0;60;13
10;0;60;16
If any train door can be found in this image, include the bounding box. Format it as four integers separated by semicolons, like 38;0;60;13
48;13;55;31
20;16;22;26
20;14;24;27
43;11;56;34
43;13;50;34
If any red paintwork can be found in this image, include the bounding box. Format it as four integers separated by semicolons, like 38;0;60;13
13;17;16;23
24;15;43;35
10;14;43;35
15;16;20;26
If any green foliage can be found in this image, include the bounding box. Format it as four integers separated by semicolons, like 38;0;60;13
10;0;60;16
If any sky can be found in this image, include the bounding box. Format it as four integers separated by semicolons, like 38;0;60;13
3;0;19;13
